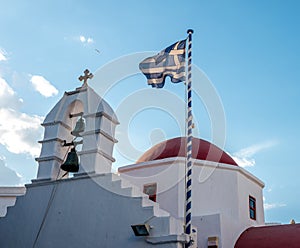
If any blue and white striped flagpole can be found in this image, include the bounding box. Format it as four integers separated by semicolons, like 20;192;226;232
185;29;193;247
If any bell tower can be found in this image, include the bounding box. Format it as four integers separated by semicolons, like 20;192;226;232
33;69;119;183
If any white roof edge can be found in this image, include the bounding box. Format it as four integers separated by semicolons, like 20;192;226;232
0;186;26;196
118;157;265;188
236;166;265;188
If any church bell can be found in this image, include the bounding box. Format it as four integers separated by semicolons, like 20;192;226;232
60;147;79;172
71;117;85;137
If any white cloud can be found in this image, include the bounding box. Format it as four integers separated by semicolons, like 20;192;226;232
79;35;94;44
30;75;58;97
0;77;43;157
0;78;23;109
0;158;21;186
87;37;94;44
79;35;86;43
233;157;256;167
0;48;7;61
263;196;287;210
232;140;278;167
0;108;43;157
264;203;287;210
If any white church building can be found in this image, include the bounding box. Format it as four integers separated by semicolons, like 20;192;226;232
119;137;265;247
0;72;297;248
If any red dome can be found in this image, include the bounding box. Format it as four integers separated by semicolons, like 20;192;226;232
137;137;238;166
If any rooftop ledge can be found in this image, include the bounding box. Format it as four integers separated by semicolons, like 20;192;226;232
118;157;265;188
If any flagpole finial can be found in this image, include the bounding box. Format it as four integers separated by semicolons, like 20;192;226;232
187;29;194;34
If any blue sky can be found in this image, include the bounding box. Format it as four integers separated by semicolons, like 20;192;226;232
0;1;299;223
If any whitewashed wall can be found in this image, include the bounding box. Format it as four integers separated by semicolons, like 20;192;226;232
0;174;186;247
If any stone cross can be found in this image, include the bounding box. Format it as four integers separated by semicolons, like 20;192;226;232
79;69;93;87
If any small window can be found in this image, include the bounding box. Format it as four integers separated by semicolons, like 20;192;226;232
249;196;256;220
143;183;157;202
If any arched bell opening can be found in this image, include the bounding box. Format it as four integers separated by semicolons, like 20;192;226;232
60;100;85;178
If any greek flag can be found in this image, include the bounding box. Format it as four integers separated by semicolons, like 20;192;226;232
139;40;186;88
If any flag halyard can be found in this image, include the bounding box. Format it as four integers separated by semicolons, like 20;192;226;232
139;40;186;88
